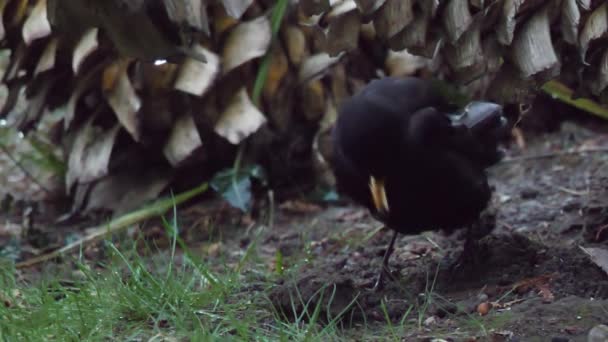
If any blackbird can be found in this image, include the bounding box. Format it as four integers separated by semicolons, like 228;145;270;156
330;76;508;290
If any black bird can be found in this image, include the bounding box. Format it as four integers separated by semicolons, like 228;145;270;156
330;76;508;290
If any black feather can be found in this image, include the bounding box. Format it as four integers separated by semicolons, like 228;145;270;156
330;76;508;289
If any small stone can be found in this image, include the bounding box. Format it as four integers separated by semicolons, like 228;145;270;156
477;293;489;302
551;337;570;342
562;201;581;212
423;316;437;326
588;324;608;342
521;188;539;199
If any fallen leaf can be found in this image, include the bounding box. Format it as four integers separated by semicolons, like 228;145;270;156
279;200;322;214
512;273;557;294
537;283;555;303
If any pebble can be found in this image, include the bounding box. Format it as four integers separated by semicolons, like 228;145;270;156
588;324;608;342
423;316;437;326
520;188;539;199
551;337;571;342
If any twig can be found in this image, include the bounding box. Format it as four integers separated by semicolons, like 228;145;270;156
499;147;608;163
15;182;209;269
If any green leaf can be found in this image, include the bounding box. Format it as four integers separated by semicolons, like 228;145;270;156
210;164;267;212
541;80;608;120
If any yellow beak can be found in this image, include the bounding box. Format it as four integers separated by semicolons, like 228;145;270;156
369;176;389;215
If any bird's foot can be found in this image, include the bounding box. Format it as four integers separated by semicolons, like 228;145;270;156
371;265;396;292
445;241;481;279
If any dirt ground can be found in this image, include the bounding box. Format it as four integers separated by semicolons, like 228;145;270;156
255;118;608;341
4;111;608;341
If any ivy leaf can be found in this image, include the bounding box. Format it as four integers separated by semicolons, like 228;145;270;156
210;164;267;212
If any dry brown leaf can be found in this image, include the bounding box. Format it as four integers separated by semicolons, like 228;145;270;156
590;49;608;95
298;53;343;83
354;0;385;16
263;45;289;101
222;15;271;74
34;37;58;75
374;0;414;40
385;49;430;77
442;0;472;43
214;88;267;145
72;28;99;75
174;44;220;96
537;283;555;303
103;60;142;141
579;2;608;63
66;118;121;191
64;62;105;129
388;14;429;51
102;58;133;93
221;0;254;19
511;5;558;78
496;0;521;45
333;209;366;222
512;273;557;297
212;5;239;35
325;4;361;56
283;25;308;66
444;22;482;72
139;62;179;94
82;167;172;216
279;200;322;214
561;0;580;45
22;0;51;45
163;0;210;35
7;0;29;28
301;79;325;121
0;0;7;41
299;0;330;16
511;127;526;150
163;112;203;166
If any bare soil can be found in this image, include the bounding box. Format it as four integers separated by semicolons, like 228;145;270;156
263;119;608;341
6;116;608;341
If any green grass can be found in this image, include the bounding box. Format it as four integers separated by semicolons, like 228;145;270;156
0;204;515;341
0;209;359;341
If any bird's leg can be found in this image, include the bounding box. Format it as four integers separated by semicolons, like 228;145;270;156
373;230;399;291
449;224;480;274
